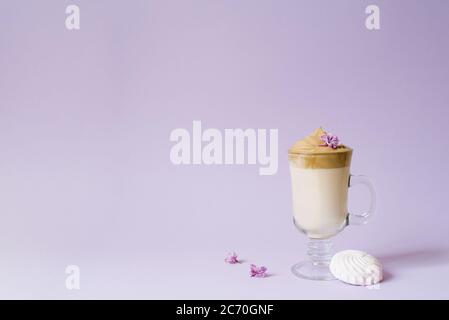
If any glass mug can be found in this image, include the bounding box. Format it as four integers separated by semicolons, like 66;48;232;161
288;149;376;280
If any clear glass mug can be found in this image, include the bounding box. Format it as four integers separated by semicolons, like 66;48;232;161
288;150;376;280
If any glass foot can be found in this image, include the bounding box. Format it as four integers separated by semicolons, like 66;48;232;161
291;261;335;281
291;238;335;281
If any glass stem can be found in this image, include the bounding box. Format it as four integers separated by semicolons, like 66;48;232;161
307;239;333;266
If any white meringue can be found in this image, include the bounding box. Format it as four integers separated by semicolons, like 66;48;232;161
330;250;383;286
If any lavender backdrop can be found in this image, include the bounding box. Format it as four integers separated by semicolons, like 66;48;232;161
1;0;448;299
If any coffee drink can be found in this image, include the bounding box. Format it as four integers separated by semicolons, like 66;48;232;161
289;128;352;239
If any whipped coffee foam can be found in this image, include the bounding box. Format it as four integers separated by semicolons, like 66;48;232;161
288;128;352;169
289;127;351;155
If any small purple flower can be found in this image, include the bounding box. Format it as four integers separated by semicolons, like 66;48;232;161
320;133;340;149
225;252;239;264
250;264;267;278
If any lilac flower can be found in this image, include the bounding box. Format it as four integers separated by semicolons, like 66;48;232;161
320;133;340;149
225;252;239;264
249;264;268;278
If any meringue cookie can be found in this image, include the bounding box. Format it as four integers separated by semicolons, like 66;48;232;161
330;250;383;286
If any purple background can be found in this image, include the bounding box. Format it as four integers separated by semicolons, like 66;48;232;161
1;0;449;299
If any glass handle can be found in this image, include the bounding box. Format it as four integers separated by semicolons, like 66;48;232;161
348;174;376;226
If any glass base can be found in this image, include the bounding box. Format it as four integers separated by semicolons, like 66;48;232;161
291;261;335;281
292;238;335;281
